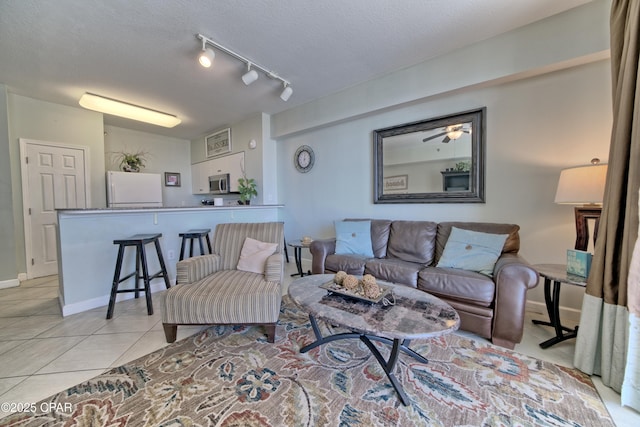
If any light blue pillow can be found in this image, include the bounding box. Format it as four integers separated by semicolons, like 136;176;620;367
335;220;374;258
436;227;508;276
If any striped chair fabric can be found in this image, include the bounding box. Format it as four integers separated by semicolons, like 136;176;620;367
163;270;281;324
162;222;284;343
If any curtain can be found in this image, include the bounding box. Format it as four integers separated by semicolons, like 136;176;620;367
626;196;640;409
573;0;640;411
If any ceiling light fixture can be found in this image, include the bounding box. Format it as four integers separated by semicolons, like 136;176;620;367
78;93;181;128
196;33;292;101
280;83;293;101
198;38;215;68
242;63;259;85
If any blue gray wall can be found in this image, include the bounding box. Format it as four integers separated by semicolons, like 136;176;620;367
0;85;17;285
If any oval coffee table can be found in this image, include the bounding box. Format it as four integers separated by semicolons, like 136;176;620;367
288;274;460;406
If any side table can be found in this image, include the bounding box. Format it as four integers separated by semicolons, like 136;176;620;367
532;263;587;349
288;240;312;277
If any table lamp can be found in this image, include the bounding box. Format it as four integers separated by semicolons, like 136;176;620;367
554;158;607;251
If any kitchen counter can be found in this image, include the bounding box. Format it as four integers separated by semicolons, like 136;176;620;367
57;204;283;214
56;205;284;316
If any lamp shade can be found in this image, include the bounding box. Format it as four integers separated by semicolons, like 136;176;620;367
554;162;607;204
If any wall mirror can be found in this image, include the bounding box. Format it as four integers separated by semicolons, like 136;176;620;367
373;107;485;203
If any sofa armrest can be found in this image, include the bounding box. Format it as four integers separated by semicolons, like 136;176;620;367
176;254;221;284
491;253;540;349
265;253;284;283
310;238;337;274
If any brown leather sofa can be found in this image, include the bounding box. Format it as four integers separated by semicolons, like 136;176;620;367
310;219;539;349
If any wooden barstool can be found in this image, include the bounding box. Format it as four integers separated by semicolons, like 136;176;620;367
178;229;212;260
107;233;171;319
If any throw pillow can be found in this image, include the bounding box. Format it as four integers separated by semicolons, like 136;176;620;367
436;227;508;276
236;237;278;274
335;220;374;258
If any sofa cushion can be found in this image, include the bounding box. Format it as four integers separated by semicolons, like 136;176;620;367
435;222;520;263
436;227;508;276
335;220;374;257
418;266;495;307
386;220;437;265
364;258;421;287
325;254;367;275
345;219;392;258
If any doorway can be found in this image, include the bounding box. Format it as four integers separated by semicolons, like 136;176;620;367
20;139;90;279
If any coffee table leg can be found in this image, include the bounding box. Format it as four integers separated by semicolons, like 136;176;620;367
360;336;410;405
366;336;429;365
301;315;427;406
301;315;361;352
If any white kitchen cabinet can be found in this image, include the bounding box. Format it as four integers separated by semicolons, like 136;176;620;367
191;152;245;194
191;161;211;194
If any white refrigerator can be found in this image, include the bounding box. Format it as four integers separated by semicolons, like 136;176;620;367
106;171;163;208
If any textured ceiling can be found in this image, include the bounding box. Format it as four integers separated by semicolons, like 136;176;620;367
0;0;593;140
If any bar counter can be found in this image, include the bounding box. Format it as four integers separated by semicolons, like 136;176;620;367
57;205;283;316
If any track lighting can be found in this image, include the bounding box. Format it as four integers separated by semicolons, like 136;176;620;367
199;48;215;68
198;38;215;68
242;64;259;85
280;83;293;101
196;33;292;101
78;93;181;128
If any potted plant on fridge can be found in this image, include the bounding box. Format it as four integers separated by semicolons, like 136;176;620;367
111;150;148;172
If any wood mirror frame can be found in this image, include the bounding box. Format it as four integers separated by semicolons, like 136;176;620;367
373;107;486;204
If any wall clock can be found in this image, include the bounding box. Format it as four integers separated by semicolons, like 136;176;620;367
294;145;315;173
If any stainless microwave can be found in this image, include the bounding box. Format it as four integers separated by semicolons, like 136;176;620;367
209;173;230;194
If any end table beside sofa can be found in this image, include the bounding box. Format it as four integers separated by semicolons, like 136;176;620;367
310;219;539;349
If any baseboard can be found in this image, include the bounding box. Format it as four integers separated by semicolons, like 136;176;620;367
18;273;27;282
61;280;174;317
0;278;20;289
526;299;582;324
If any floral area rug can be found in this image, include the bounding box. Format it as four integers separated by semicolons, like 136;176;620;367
2;297;614;426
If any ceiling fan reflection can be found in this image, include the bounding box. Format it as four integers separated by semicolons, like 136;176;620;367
422;124;471;143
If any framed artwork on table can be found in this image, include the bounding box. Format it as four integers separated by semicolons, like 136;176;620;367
206;128;232;157
164;172;181;187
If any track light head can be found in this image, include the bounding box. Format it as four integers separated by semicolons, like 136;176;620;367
242;64;259;85
280;83;293;101
198;48;215;68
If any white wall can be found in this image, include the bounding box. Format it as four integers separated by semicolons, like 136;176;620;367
272;0;612;316
189;113;276;205
104;125;196;207
7;94;105;274
0;85;17;284
276;59;612;312
272;0;610;138
3;96;277;277
3;95;199;277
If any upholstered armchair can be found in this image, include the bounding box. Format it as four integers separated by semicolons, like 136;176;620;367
162;222;285;343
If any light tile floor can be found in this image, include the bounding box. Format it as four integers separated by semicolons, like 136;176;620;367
0;261;638;425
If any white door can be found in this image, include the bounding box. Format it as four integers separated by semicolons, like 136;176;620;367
20;139;89;278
